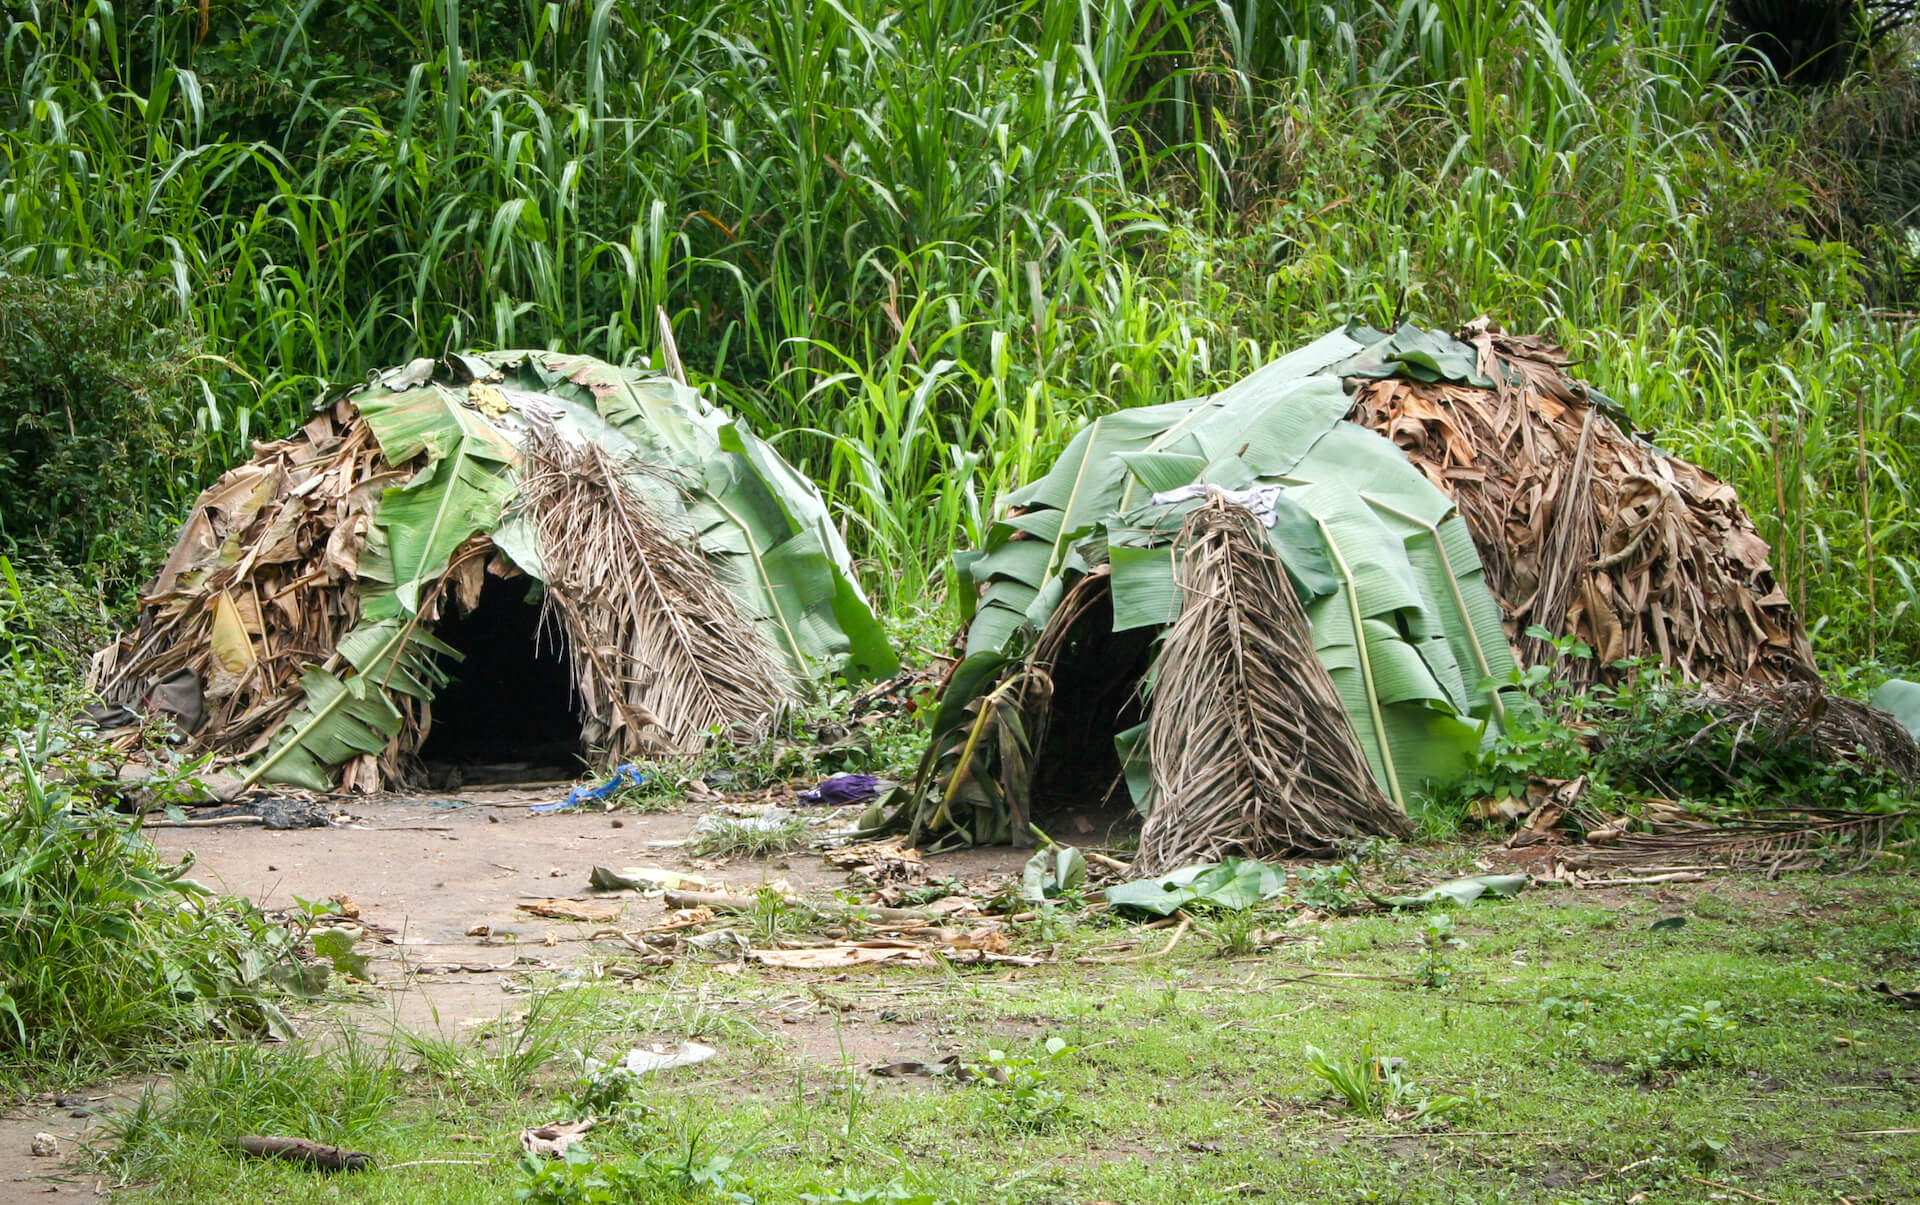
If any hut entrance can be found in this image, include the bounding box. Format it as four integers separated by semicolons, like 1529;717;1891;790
418;575;583;786
1030;583;1156;845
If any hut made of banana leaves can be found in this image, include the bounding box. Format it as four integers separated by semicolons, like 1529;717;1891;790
90;352;896;792
884;320;1820;873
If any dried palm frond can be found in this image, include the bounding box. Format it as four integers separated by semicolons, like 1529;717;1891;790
1681;681;1920;784
1558;807;1907;877
1135;499;1408;874
515;430;792;757
1346;318;1817;690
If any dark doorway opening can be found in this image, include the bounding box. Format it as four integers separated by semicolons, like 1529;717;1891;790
417;574;583;786
1030;584;1156;845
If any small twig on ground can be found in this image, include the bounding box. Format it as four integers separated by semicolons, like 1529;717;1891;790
1681;1174;1777;1202
1579;1155;1664;1184
1077;913;1191;964
1576;872;1707;887
384;1160;490;1169
160;815;264;828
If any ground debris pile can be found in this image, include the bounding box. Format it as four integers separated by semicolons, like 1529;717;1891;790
87;402;393;778
1347;318;1816;689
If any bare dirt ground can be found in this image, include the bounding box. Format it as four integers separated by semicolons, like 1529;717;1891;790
3;787;1032;1201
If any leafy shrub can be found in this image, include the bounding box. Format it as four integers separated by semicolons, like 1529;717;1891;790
1303;1042;1468;1123
0;728;294;1083
1628;1001;1742;1082
0;555;111;732
0;274;204;591
515;1144;739;1204
970;1036;1076;1133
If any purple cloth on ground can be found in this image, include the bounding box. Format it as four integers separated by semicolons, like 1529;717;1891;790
798;773;883;806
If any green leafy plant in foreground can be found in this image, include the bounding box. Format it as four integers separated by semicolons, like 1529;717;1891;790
0;729;295;1082
1627;1001;1742;1082
1304;1043;1469;1124
515;1139;741;1205
970;1036;1076;1133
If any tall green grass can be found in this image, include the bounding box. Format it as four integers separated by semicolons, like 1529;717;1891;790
2;0;1915;664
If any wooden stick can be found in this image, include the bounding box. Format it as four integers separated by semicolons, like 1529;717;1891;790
1576;872;1706;887
230;1135;372;1171
1579;1155;1663;1184
161;815;265;828
1077;914;1191;964
661;889;932;925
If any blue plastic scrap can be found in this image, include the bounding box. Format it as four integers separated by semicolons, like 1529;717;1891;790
531;764;644;814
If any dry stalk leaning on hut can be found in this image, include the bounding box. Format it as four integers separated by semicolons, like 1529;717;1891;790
1345;319;1817;690
514;430;792;757
1134;499;1408;875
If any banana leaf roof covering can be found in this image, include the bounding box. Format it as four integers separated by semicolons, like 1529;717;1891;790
888;319;1819;871
91;352;895;792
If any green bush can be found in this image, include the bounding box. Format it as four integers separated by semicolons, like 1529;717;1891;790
0;728;296;1086
0;273;203;590
0;555;110;733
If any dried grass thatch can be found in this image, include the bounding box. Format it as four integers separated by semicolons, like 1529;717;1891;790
1637;680;1920;790
1346;319;1818;689
516;429;792;754
1135;500;1408;874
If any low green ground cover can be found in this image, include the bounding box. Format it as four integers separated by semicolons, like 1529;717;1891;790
90;861;1920;1204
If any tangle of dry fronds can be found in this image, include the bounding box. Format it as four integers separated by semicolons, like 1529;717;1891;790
1134;499;1408;875
517;430;791;757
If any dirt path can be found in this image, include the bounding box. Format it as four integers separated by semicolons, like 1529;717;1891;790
0;790;1029;1197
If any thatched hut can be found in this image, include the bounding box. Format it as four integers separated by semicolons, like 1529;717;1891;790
89;352;894;792
885;320;1824;872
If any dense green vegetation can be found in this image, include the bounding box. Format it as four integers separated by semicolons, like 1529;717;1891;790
4;0;1919;671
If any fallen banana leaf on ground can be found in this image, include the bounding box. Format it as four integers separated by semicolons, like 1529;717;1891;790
1376;873;1528;909
518;899;622;923
1872;982;1920;1009
1104;858;1289;916
521;1120;596;1158
588;865;710;892
870;1055;980;1080
1020;842;1087;902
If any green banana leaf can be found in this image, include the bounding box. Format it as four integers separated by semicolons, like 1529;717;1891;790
1871;679;1920;743
950;320;1519;813
244;609;463;789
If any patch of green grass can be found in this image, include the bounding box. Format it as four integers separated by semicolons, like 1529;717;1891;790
0;728;298;1092
98;862;1920;1204
686;815;809;860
